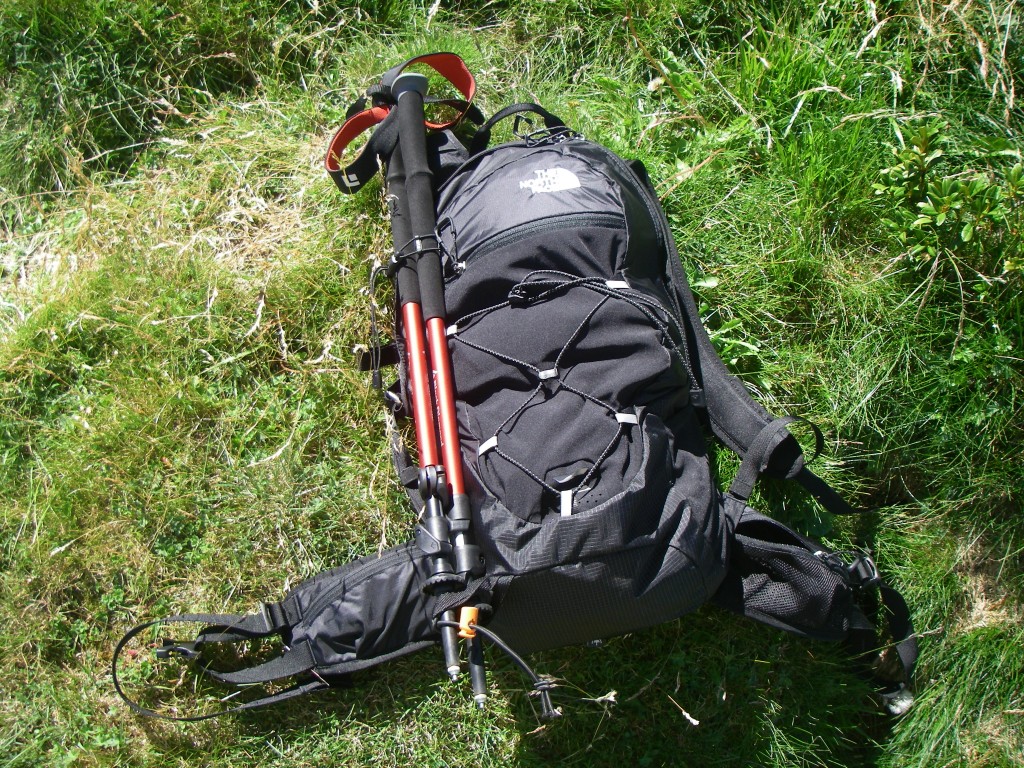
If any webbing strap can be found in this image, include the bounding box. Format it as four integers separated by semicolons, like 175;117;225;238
110;609;296;669
199;641;316;686
724;416;860;516
728;416;820;501
468;102;567;154
116;676;328;723
847;579;919;711
880;583;918;680
113;612;439;721
378;53;475;119
325;105;391;191
325;52;476;193
795;466;859;516
111;615;327;722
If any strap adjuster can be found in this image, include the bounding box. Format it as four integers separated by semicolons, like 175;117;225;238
155;639;201;660
261;601;289;633
847;555;882;589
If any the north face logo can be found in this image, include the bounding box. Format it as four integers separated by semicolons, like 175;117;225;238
519;167;581;194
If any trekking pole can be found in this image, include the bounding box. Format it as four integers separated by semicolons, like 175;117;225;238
389;72;485;695
384;144;461;682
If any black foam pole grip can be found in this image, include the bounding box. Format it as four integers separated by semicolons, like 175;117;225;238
394;74;447;322
385;144;420;305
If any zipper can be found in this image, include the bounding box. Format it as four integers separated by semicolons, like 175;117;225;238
455;212;626;272
439;138;667;258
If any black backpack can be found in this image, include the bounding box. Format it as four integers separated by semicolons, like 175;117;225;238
113;53;916;721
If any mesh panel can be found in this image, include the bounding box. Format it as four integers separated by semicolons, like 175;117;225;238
715;505;853;641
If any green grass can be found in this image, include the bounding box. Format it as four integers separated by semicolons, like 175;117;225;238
2;1;1023;766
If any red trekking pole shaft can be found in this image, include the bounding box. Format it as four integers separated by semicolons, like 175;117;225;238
384;143;461;682
385;147;440;470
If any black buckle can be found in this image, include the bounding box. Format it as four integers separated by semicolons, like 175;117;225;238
155;639;200;660
815;550;882;589
847;555;882;589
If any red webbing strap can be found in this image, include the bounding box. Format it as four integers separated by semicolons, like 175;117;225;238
325;105;391;190
397;52;475;130
324;52;476;194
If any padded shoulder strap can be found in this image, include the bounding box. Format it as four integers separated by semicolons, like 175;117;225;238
661;234;858;515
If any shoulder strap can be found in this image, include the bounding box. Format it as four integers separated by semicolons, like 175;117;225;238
662;235;858;515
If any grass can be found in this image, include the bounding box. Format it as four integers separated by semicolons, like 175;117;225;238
2;1;1023;766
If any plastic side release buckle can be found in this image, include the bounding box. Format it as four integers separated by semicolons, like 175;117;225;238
815;550;882;589
847;555;882;589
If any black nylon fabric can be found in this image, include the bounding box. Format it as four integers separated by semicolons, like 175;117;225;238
287;541;438;670
712;498;853;640
437;141;662;290
432;135;728;650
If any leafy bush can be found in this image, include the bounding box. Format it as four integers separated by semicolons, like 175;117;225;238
875;122;1023;278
